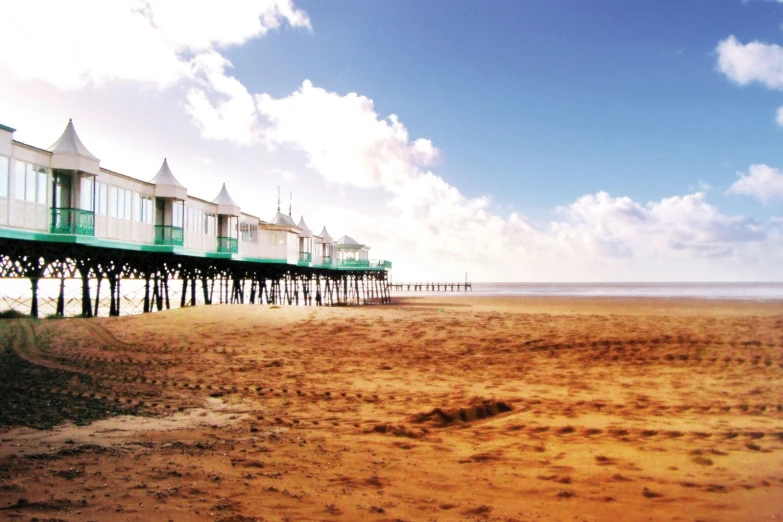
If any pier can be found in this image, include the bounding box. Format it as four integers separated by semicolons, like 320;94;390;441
0;120;392;317
390;281;472;292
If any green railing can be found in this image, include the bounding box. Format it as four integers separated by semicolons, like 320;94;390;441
336;258;391;269
50;208;94;236
217;236;238;254
298;252;312;264
337;258;370;268
154;225;184;246
319;256;333;267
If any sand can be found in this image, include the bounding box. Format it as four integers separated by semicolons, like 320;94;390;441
0;295;782;521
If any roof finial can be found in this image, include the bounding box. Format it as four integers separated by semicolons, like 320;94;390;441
289;192;292;217
277;186;280;213
68;118;72;123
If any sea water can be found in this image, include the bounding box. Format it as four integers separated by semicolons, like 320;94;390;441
392;282;783;300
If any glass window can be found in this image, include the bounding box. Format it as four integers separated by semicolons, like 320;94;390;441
24;164;36;202
172;201;183;228
80;177;93;210
36;168;47;204
124;190;132;220
14;161;25;200
116;188;124;219
109;186;118;217
0;156;8;198
133;192;141;222
98;183;108;215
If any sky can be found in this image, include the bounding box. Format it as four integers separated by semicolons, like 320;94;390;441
1;0;783;281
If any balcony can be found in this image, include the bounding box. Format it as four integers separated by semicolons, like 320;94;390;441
217;236;238;254
50;208;94;236
336;258;392;269
298;252;312;265
318;256;333;267
154;225;184;246
337;258;370;268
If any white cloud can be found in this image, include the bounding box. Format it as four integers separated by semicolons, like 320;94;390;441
0;0;310;90
185;52;260;145
716;35;783;89
727;163;783;203
256;81;438;188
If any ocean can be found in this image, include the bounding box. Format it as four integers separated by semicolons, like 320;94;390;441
390;282;783;300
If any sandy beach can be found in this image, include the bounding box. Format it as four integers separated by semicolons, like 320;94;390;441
0;296;782;521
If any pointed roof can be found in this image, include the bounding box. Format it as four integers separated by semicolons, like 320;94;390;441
317;226;333;243
48;119;99;161
212;183;241;216
297;216;312;238
150;158;187;200
47;119;100;174
336;235;362;246
269;210;298;228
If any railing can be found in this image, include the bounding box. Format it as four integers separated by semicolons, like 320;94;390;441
319;256;333;267
337;258;392;269
337;258;370;267
50;208;94;236
216;236;238;254
154;225;184;246
298;252;312;264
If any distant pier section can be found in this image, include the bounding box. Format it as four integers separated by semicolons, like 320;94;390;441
390;281;472;292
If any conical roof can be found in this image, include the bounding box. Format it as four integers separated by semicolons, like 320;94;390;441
48;119;99;161
336;235;362;246
317;226;333;243
212;183;241;216
269;210;298;228
47;119;100;174
150;158;187;200
297;216;312;238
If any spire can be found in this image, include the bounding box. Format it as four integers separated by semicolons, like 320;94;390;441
318;226;333;243
212;183;241;216
289;192;292;217
277;186;281;212
48;119;99;161
150;158;188;200
297;216;312;238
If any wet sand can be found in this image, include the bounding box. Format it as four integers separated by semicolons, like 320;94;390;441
0;296;782;521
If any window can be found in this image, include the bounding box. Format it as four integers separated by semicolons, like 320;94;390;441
140;196;153;224
80;177;94;211
116;188;125;218
204;213;216;236
14;161;47;203
240;222;257;243
172;200;183;228
97;182;108;215
0;156;7;198
268;230;285;246
36;169;47;204
14;162;24;200
109;186;118;217
124;190;132;220
133;192;141;222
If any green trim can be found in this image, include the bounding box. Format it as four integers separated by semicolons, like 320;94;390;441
0;226;391;271
0;123;15;133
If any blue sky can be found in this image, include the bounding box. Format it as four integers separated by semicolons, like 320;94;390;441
226;0;783;220
2;1;783;281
